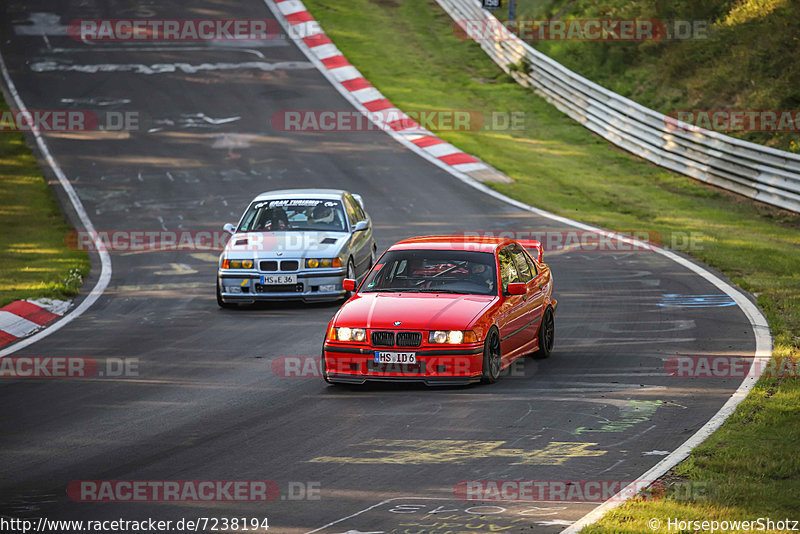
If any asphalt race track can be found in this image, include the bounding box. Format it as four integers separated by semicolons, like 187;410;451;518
0;1;758;533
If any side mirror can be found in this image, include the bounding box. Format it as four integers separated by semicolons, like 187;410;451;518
223;223;236;235
352;220;368;232
342;279;357;292
507;282;527;295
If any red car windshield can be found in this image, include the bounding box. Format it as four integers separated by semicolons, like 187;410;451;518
361;250;497;295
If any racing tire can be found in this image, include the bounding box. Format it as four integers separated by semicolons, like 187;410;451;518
532;307;555;359
216;280;236;309
481;328;502;384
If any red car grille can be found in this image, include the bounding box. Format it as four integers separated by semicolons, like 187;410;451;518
371;331;395;347
370;331;422;348
396;332;422;347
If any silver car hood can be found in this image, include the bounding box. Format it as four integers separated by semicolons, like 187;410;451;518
223;231;348;259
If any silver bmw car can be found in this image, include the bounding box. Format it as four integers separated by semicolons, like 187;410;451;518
216;189;377;306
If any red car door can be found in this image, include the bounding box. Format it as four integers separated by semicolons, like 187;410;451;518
496;246;529;358
511;244;543;352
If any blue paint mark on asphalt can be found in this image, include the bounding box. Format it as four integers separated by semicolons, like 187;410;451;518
658;294;737;308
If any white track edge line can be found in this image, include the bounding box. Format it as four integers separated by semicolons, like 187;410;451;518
264;2;773;533
304;496;529;534
0;51;112;358
304;494;603;534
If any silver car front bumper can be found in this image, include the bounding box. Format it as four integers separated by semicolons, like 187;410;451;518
218;269;348;303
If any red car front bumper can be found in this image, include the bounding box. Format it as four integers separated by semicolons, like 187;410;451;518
322;342;485;385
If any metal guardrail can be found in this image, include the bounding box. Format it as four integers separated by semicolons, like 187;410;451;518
437;0;800;213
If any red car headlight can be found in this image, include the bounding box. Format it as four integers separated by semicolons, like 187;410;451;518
331;327;366;342
429;330;477;344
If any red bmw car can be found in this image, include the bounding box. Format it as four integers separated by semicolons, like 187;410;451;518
322;235;556;385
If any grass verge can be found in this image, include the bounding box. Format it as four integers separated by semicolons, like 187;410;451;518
302;0;800;529
0;91;88;308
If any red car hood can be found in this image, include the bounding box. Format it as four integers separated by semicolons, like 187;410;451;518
335;292;497;331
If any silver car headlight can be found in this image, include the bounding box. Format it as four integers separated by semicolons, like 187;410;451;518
222;258;254;269
306;258;342;268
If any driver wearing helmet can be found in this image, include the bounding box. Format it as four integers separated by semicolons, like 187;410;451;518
270;207;289;230
469;262;494;291
396;257;426;289
311;204;334;225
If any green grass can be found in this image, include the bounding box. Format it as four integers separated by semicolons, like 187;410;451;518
0;92;89;307
500;0;800;153
301;0;800;528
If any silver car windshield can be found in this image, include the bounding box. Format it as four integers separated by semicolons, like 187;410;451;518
362;250;497;296
238;199;347;232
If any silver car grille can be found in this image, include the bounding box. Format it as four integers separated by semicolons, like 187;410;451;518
259;260;299;272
